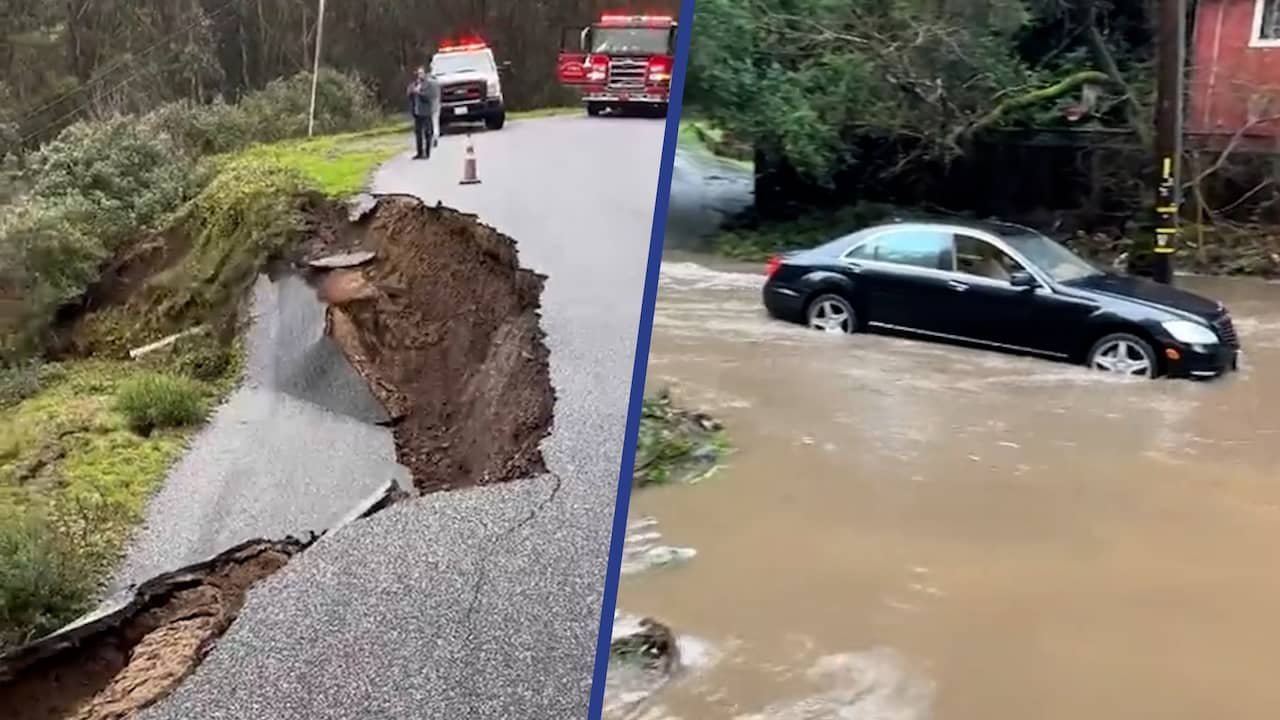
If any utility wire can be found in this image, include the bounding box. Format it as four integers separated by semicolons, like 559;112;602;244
7;0;236;130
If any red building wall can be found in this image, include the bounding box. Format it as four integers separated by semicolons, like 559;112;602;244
1188;0;1280;138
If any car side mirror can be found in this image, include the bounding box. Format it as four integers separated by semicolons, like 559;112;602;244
1009;270;1038;290
498;61;512;73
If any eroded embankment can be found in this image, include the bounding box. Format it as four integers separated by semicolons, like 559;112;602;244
0;538;309;720
0;194;555;717
308;195;555;492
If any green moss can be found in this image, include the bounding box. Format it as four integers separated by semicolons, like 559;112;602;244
634;390;730;487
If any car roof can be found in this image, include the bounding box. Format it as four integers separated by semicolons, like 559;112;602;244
808;216;1043;257
880;215;1042;238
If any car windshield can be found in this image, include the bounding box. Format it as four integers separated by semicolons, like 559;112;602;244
431;51;491;74
1003;231;1103;283
588;27;671;55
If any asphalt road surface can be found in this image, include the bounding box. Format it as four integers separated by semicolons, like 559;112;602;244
111;274;406;594
139;114;665;718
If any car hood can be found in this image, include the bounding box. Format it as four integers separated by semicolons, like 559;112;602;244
1066;273;1223;320
436;69;497;86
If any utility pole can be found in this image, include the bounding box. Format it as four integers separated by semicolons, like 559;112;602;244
307;0;327;138
1151;0;1186;285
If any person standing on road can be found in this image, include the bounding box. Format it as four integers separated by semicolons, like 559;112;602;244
408;66;440;159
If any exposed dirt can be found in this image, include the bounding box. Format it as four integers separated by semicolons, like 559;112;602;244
304;195;556;493
0;538;311;720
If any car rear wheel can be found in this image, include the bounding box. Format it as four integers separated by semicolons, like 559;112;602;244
806;294;857;334
1087;333;1158;379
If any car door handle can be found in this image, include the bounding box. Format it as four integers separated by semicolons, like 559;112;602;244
947;280;970;292
843;261;863;273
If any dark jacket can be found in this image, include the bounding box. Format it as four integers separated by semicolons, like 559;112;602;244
408;75;440;118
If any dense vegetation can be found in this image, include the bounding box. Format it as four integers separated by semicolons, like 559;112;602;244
0;0;678;153
685;0;1155;189
683;0;1280;274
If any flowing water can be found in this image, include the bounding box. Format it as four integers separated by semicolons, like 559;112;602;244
614;252;1280;720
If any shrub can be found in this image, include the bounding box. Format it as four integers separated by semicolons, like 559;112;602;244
114;373;207;435
28;116;196;249
0;194;109;360
0;361;65;409
142;68;380;157
0;509;96;651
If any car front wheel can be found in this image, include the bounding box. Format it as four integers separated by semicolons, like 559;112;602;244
1087;332;1158;379
806;294;857;334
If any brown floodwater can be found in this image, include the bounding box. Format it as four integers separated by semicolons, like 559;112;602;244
615;254;1280;720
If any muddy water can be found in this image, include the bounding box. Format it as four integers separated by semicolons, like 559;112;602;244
619;255;1280;720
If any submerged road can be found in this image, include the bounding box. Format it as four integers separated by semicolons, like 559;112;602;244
617;149;1280;720
140;115;665;718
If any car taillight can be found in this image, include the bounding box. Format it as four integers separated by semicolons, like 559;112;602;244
766;255;782;279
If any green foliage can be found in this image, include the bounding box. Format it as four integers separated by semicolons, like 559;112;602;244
0;360;198;650
0;361;66;410
684;0;1063;184
114;373;207;435
154;155;312;323
0;119;197;360
232;125;405;198
29;117;196;245
634;390;729;487
0;508;96;651
142;68;381;157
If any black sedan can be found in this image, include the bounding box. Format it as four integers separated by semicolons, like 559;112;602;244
762;219;1240;380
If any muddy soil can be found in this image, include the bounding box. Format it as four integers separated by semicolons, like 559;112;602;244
305;195;555;493
0;538;310;720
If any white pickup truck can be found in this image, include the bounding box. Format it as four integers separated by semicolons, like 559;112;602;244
430;39;509;131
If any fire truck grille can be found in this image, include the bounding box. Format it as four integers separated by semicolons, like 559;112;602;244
608;58;648;90
442;81;485;103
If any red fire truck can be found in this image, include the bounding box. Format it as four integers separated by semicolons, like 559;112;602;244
555;13;677;117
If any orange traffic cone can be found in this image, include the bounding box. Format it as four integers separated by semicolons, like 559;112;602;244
460;134;481;185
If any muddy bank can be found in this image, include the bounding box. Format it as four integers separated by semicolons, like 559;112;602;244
306;196;555;493
0;538;309;720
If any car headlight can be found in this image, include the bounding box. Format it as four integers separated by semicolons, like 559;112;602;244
1162;320;1219;345
486;79;500;97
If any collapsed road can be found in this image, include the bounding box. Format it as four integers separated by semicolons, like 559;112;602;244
4;114;665;719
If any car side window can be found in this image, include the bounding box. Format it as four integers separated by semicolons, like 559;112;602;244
871;229;952;270
954;233;1025;282
845;239;877;260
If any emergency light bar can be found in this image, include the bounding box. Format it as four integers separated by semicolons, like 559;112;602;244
598;14;674;26
438;36;488;53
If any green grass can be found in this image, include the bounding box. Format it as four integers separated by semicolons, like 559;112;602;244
227;127;406;198
114;373;207;435
0;359;226;648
